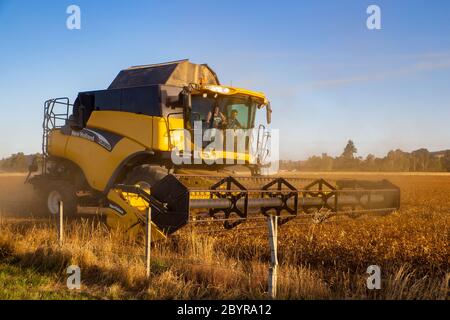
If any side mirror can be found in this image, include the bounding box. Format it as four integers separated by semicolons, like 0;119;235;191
180;89;192;110
266;103;272;125
180;89;193;128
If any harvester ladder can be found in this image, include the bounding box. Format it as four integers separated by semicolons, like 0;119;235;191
42;98;72;156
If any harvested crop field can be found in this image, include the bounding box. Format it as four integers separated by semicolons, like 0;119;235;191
0;172;448;299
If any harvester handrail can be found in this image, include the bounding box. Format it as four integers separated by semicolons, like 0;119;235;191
165;111;184;149
42;97;73;157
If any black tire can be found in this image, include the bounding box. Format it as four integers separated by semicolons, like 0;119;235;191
36;180;78;217
124;165;168;191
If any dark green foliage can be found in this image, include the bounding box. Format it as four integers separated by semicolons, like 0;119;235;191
281;141;449;172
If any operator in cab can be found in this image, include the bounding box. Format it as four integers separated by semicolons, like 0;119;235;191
227;109;242;129
206;104;227;129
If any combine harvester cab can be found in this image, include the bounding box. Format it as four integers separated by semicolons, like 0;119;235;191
27;59;401;239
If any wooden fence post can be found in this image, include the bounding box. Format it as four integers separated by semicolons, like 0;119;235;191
267;215;278;299
59;201;64;245
145;206;152;279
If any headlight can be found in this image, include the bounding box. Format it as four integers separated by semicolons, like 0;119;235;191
204;85;231;94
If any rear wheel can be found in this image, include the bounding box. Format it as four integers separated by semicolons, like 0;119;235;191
36;180;78;216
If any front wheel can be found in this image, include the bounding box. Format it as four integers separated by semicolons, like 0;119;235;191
36;180;78;216
124;165;168;190
121;165;168;212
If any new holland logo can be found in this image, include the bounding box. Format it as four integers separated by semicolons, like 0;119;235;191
72;129;113;151
109;203;126;216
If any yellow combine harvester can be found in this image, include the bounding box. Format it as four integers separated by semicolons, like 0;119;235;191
28;60;400;240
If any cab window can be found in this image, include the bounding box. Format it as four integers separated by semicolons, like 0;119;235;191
191;95;256;129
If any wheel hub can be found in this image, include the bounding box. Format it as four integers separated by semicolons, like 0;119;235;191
47;190;62;215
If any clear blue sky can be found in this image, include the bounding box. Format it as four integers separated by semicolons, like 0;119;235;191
0;0;449;160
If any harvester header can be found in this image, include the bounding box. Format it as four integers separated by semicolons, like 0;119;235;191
112;174;400;237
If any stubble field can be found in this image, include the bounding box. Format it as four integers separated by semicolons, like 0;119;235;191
0;172;448;299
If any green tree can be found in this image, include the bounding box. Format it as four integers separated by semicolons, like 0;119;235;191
342;140;357;159
363;154;377;171
0;153;29;172
320;153;333;171
411;148;430;171
383;149;410;171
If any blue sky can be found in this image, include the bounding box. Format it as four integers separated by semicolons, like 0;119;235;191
0;0;449;159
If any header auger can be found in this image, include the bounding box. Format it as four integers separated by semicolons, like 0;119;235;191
27;59;401;240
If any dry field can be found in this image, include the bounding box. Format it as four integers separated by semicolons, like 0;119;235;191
0;172;448;299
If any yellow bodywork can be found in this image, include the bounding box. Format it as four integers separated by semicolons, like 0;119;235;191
88;111;185;152
48;129;145;191
48;111;186;192
105;189;166;241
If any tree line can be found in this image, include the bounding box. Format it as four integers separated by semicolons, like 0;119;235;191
0;153;38;172
280;140;450;172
